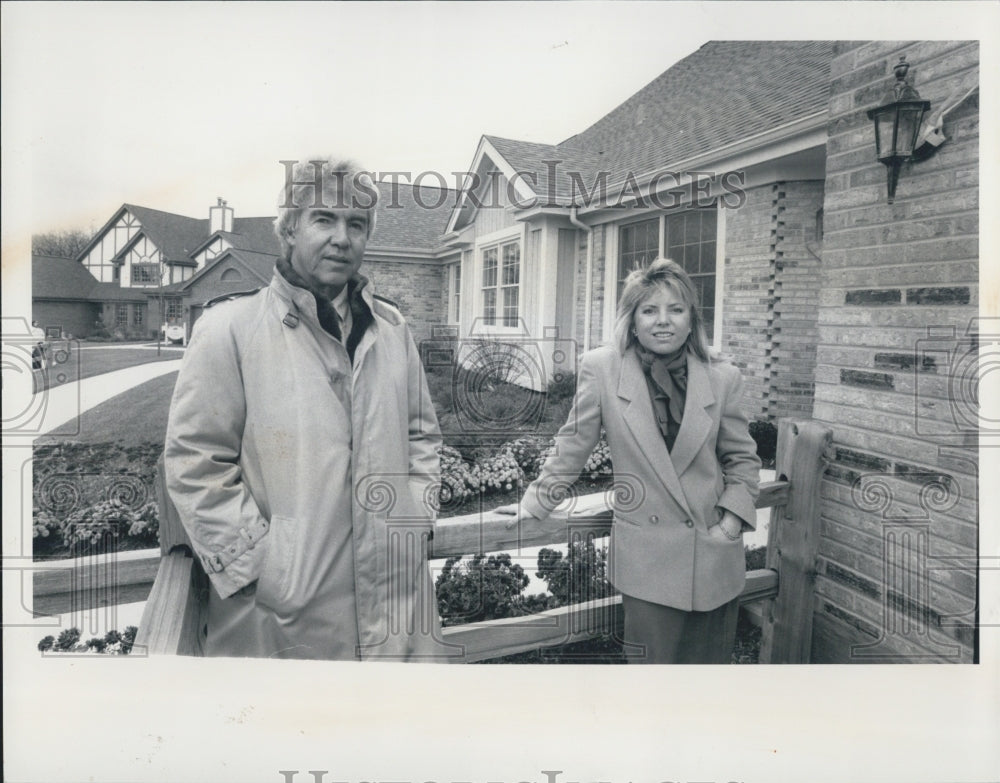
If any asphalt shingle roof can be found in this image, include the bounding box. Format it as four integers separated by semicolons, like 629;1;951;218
124;204;209;262
32;255;99;300
370;181;455;250
484;41;837;202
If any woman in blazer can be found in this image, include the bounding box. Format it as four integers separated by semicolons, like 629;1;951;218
500;259;761;663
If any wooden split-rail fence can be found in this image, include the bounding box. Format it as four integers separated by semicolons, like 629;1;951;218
33;419;832;663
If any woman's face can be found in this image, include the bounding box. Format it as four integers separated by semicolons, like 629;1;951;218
633;285;692;356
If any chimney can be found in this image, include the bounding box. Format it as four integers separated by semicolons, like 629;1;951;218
209;197;234;233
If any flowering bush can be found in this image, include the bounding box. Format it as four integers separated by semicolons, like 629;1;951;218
438;446;475;507
37;626;137;655
127;501;160;545
583;436;613;479
61;499;135;554
468;450;524;493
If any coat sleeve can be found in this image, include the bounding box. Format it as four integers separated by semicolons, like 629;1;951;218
405;325;442;522
521;351;604;520
714;363;762;530
163;308;270;599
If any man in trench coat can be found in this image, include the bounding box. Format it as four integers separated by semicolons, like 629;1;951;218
164;157;450;660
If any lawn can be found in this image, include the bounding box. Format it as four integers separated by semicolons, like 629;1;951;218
35;344;184;392
35;372;178;448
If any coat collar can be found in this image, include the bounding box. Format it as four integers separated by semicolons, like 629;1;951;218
269;266;383;368
617;347;716;515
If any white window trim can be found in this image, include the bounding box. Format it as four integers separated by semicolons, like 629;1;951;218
448;261;462;325
472;225;525;336
603;201;725;350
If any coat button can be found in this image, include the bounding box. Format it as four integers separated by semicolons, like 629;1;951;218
685;519;694;528
649;514;659;524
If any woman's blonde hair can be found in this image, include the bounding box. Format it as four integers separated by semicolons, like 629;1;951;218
614;257;710;360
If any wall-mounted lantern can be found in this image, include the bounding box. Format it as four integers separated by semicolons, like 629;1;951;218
866;56;931;204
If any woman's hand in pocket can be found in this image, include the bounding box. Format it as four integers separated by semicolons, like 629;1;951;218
709;509;744;543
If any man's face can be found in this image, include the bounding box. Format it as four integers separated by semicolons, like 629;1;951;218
287;207;368;296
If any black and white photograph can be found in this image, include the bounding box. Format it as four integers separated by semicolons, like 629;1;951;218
2;2;997;781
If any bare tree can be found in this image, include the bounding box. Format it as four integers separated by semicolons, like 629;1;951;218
32;229;93;259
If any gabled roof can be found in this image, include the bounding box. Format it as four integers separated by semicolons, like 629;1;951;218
471;41;836;207
178;247;277;292
124;204;208;261
32;255;100;300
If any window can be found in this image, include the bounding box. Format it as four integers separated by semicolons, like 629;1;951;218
617;218;659;298
452;261;461;323
615;207;719;342
220;267;242;282
131;263;158;285
480;240;520;327
165;298;183;320
115;304;128;326
665;208;717;341
482;247;497;325
133;305;144;326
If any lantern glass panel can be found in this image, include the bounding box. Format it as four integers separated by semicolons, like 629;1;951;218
895;104;924;156
876;109;899;159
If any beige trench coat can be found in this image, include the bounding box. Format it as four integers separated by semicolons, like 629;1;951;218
521;345;761;612
165;270;450;660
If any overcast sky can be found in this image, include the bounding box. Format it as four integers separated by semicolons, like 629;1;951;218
2;1;996;241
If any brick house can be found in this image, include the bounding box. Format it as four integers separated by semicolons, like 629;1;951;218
443;41;832;415
29;40;981;662
38;184;459;344
441;40;980;662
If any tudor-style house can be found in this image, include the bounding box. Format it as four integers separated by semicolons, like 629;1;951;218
34;186;459;344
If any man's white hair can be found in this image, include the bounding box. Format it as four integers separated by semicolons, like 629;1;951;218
273;157;378;259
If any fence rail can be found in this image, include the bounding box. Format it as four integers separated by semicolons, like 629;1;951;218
33;420;831;663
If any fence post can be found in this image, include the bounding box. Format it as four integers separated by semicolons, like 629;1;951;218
759;419;832;664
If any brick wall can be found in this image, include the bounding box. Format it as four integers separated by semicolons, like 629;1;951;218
33;300;100;339
363;258;446;346
722;183;775;418
771;180;825;418
812;40;979;663
723;181;824;421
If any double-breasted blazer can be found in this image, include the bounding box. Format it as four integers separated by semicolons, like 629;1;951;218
521;344;761;611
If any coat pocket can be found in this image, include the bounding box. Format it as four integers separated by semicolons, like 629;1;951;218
254;514;297;612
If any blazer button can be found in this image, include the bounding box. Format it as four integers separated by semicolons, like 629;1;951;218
685;519;694;528
649;514;659;524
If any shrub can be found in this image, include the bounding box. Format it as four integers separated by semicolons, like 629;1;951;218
435;553;533;626
61;499;134;553
37;626;138;655
546;370;577;401
467;450;523;493
535;540;612;607
749;420;777;468
127;501;160;545
54;627;81;651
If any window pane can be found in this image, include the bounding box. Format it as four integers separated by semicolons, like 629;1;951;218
502;242;520;285
502;287;519;327
618;217;659;293
482;248;497;287
482;289;496;326
700;240;716;273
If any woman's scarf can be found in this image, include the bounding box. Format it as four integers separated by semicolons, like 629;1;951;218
636;343;688;451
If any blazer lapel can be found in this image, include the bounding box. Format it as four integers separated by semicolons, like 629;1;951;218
668;354;715;478
617;349;693;518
